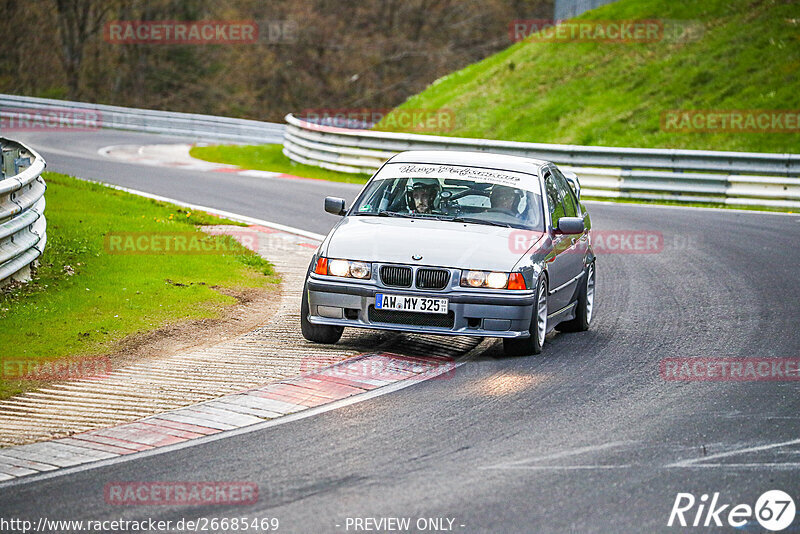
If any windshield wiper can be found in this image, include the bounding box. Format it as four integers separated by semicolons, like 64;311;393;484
356;210;414;218
448;216;515;228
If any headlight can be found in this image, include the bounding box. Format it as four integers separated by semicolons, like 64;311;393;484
328;259;350;277
465;270;486;287
314;257;371;279
349;262;371;279
486;272;509;289
461;271;527;290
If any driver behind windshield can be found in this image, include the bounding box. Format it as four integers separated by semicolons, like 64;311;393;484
408;181;440;214
489;185;523;214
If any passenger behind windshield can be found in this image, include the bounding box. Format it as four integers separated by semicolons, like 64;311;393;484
353;176;544;231
489;186;523;215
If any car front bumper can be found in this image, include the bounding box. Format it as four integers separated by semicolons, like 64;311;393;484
306;276;536;339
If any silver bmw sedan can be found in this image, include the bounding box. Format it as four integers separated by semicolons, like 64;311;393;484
301;150;596;356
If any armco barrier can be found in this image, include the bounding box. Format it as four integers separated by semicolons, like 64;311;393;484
0;138;46;286
0;94;285;144
283;114;800;209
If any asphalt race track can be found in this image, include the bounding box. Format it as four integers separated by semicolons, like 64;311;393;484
13;130;353;235
2;130;800;533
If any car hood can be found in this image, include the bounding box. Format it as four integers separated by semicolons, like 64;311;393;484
325;216;542;271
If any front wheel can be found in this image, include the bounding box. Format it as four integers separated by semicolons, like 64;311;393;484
558;261;595;332
503;276;548;356
300;281;344;344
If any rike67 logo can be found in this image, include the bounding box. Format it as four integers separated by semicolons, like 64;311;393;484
668;490;796;531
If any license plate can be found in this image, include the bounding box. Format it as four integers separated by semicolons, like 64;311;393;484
375;294;449;314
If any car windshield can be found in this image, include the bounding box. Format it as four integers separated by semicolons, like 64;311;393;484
351;164;545;231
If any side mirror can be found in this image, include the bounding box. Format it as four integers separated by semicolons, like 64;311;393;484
557;217;585;234
563;171;581;200
324;197;346;216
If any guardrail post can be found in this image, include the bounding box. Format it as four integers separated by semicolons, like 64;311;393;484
15;154;31;175
2;146;19;178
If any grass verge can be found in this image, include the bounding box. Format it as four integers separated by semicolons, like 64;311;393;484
190;144;371;184
378;0;800;153
0;172;280;400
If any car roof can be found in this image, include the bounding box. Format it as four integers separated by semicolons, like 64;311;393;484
386;150;549;175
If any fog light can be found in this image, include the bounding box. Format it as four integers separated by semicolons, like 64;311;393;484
317;306;344;319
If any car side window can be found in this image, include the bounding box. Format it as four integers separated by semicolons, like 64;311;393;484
552;169;579;218
544;171;564;228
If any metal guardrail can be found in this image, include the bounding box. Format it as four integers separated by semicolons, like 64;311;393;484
0;94;285;144
555;0;618;20
283;114;800;209
0;138;46;287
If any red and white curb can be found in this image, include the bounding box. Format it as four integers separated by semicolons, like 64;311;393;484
0;341;482;483
0;182;485;483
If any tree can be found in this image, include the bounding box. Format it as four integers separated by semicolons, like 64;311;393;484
52;0;115;98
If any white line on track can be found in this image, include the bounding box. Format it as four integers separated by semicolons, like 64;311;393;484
480;441;635;470
666;437;800;468
479;439;800;472
486;465;633;470
667;463;800;469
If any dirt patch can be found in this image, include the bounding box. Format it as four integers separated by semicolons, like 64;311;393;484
108;282;283;370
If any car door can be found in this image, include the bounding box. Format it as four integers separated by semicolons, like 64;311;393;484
551;168;588;307
544;168;586;311
543;169;572;312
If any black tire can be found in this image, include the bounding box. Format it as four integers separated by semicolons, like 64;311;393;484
503;276;548;357
300;281;344;344
557;261;595;333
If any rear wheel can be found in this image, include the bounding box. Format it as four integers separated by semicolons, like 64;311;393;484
558;261;595;332
503;276;548;356
300;281;344;344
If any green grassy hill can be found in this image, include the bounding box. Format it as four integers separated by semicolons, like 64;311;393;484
378;0;800;153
